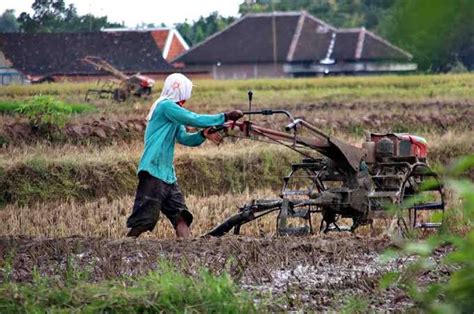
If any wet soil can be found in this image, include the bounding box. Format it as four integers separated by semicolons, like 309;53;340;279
0;235;452;311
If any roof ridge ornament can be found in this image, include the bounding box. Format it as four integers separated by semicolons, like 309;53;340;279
355;28;366;60
320;32;336;65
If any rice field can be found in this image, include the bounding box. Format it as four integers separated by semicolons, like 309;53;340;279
0;73;473;311
1;74;473;235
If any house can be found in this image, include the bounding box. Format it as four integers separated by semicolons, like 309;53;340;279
0;50;26;85
0;28;192;85
173;11;417;79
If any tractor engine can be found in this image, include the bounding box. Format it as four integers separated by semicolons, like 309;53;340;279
364;133;428;163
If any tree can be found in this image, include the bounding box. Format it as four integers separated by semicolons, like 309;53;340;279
17;0;122;33
239;0;396;30
176;12;235;46
378;0;474;72
0;9;19;32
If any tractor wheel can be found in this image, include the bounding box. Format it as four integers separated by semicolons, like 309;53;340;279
113;88;128;102
135;87;152;98
397;163;445;238
142;87;152;96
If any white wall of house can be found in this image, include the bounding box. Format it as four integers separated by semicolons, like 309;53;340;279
284;62;418;76
184;63;287;79
0;51;27;85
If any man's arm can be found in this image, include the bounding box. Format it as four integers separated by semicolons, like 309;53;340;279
176;125;206;147
162;101;225;128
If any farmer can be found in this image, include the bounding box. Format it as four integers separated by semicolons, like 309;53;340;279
126;73;243;238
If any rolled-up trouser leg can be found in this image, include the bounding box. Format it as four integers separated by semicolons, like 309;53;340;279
161;183;193;229
126;171;165;232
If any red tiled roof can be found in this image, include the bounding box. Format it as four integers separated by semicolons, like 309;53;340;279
166;34;187;62
150;30;169;50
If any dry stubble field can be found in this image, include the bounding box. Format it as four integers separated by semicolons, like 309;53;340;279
0;74;473;310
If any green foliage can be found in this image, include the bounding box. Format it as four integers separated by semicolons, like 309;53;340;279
0;9;19;32
176;12;236;46
0;99;94;115
239;0;396;29
15;95;93;128
342;295;370;313
0;261;256;313
379;0;474;72
0;101;19;113
380;155;474;313
17;0;123;33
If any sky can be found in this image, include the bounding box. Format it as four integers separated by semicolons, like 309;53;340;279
0;0;244;27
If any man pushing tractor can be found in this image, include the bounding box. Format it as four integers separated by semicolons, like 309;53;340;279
126;73;243;238
128;73;444;239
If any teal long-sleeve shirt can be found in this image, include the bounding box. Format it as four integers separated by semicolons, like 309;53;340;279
138;99;225;184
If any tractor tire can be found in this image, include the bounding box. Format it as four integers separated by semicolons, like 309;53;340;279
135;87;152;98
142;87;152;96
113;88;128;102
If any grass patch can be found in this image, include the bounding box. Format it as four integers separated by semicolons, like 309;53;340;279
0;261;257;313
0;99;95;115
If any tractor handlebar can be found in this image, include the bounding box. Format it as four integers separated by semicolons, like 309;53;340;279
242;109;295;121
209;109;296;134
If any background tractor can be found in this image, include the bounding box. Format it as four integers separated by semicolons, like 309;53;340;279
83;56;155;102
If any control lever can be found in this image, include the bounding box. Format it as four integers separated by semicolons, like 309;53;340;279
247;90;253;122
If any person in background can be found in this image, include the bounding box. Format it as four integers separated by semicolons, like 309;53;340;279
126;73;243;238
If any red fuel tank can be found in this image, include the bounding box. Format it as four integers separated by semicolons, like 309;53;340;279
397;134;428;158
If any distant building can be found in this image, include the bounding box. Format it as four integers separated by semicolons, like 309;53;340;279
0;49;26;85
0;28;192;85
173;11;417;79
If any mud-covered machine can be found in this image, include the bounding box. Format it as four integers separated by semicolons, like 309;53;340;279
208;92;445;237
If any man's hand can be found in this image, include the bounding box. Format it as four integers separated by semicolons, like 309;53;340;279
225;110;244;121
202;127;223;145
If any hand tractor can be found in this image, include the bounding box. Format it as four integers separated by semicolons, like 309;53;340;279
207;92;445;237
83;56;155;102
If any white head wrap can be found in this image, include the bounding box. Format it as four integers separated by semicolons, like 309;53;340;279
146;73;193;120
